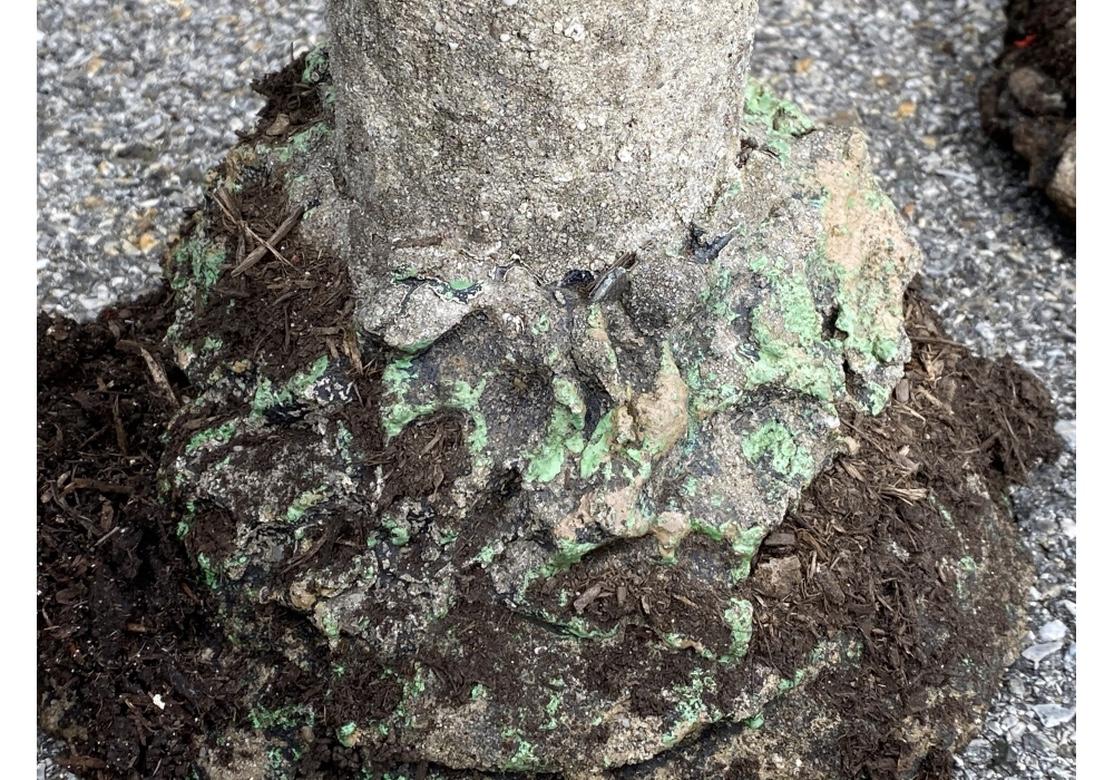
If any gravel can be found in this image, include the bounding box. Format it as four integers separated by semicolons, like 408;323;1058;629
37;1;1075;778
37;0;324;320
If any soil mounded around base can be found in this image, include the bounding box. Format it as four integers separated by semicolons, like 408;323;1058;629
37;283;1057;779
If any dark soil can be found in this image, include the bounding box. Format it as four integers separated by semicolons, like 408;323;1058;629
169;49;352;387
38;54;1059;780
743;290;1059;777
37;294;234;776
37;284;1057;779
979;0;1075;220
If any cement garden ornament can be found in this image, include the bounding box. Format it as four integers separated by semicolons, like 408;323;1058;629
38;1;1059;777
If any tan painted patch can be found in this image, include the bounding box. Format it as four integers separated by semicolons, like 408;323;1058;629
631;345;690;457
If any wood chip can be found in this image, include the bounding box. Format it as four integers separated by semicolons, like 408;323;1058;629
116;339;179;407
573;582;604;614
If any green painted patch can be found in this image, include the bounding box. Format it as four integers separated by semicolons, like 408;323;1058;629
301;46;329;84
579;409;616;480
541;690;563;731
745;271;843;404
381;356;434;438
956;555;979;600
562;616;619;640
526;376;586;482
742;420;813;480
251;355;331;418
382;515;411;546
501;730;540;771
196;553;219;590
662;670;721;747
337;721;358;748
743;79;816;159
544;539;600;576
449;378;489;455
286;489;326;523
270;123;331;163
729;525;769;581
185;420;237;454
720;598;754;664
475;543;500;566
777;667;809;693
690;517;725;542
171;234;227;294
380;358;489;456
250;704;316;731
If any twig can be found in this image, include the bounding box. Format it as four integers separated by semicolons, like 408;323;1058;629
62;478;133;496
213;188;294;271
117;340;179;407
232;205;306;275
93;525;122;547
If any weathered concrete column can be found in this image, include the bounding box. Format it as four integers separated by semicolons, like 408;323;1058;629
328;0;757;289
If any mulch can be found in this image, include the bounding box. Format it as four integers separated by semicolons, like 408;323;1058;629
37;51;1059;780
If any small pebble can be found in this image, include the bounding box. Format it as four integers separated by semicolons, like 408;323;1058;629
964;738;994;766
1032;704;1075;728
1021;640;1063;664
1039;619;1068;642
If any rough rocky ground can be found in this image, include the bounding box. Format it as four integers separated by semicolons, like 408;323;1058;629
37;0;1075;778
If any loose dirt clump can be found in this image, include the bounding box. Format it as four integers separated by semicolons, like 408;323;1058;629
736;290;1059;778
980;0;1075;220
37;293;236;776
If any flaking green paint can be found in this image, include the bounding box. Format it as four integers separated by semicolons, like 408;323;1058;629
662;670;721;747
382;515;411;546
302;46;329;84
250;704;315;731
381;359;489;453
449;379;489;455
475;543;499;566
579;409;616;480
730;525;769;581
197;553;219;590
381;356;435;438
286;489;326;523
270;123;331;163
171;235;227;294
745;274;843;403
743;79;815;159
541;691;563;731
501;730;539;771
720;598;754;664
337;722;358;747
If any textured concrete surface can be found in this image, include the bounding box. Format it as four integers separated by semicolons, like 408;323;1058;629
37;0;1075;777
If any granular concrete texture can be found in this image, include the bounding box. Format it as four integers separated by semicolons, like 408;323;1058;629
36;1;1074;777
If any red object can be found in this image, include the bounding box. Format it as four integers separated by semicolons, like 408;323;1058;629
1014;33;1038;49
